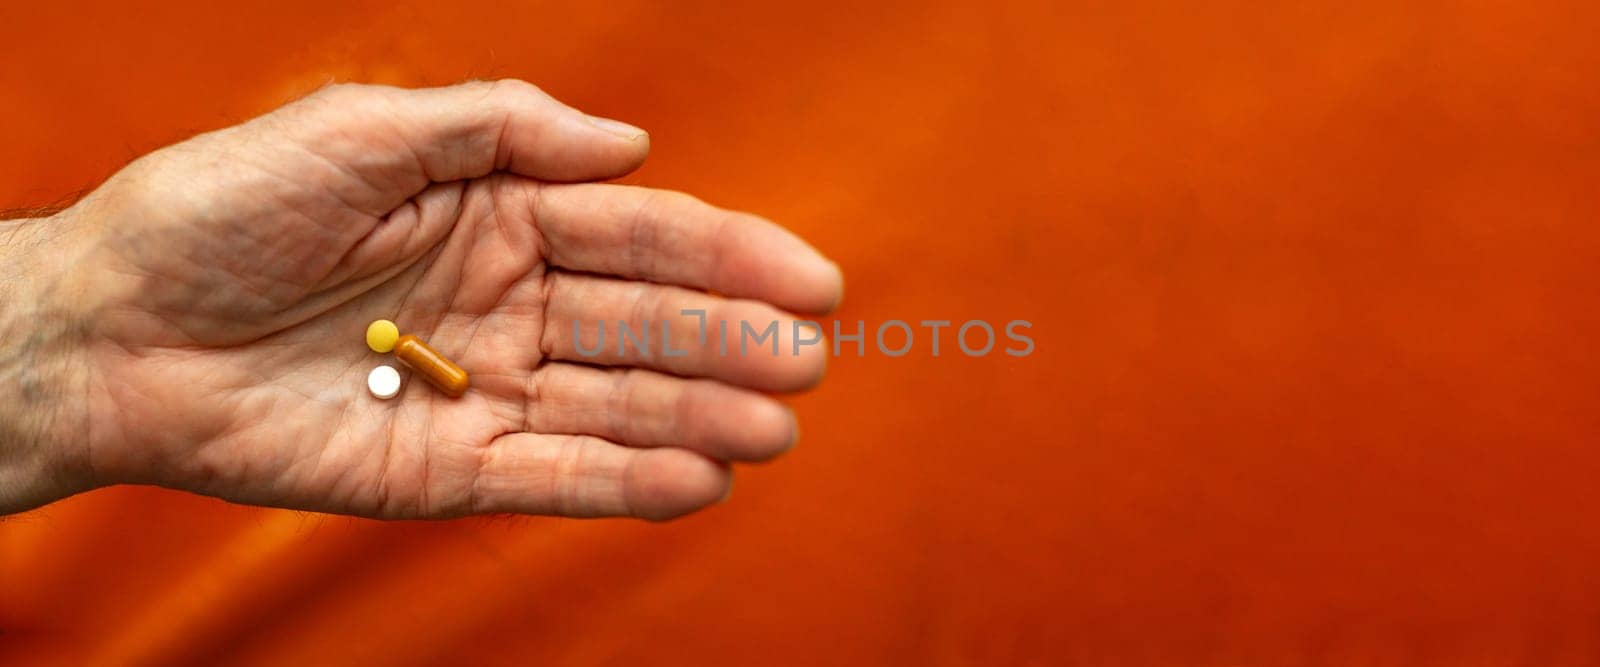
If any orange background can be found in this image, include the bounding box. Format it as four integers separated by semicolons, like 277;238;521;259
4;1;1600;664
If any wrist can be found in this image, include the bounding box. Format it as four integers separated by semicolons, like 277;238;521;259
0;214;96;514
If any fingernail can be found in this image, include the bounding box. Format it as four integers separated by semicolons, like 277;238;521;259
587;115;647;139
720;480;734;503
828;260;845;310
786;409;801;451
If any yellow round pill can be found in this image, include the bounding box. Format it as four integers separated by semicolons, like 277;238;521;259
366;319;400;353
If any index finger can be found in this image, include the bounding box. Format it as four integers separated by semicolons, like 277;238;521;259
529;183;844;315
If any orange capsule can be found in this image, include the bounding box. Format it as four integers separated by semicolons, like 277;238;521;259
394;334;470;398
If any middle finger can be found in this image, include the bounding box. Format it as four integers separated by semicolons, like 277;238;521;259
540;272;829;393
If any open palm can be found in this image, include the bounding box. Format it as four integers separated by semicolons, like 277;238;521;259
52;81;840;520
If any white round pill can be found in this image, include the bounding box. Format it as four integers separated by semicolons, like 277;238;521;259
367;365;402;400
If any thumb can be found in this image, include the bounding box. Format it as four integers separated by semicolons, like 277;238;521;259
265;79;650;210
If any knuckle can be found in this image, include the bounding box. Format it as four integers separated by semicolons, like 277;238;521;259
658;188;706;211
311;81;368;101
487;78;546;104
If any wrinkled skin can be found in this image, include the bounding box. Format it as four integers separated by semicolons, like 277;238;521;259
3;81;840;520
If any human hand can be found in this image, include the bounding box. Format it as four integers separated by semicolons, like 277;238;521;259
0;81;841;520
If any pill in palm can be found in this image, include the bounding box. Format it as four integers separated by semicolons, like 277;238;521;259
366;319;400;353
394;334;470;398
367;365;402;400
